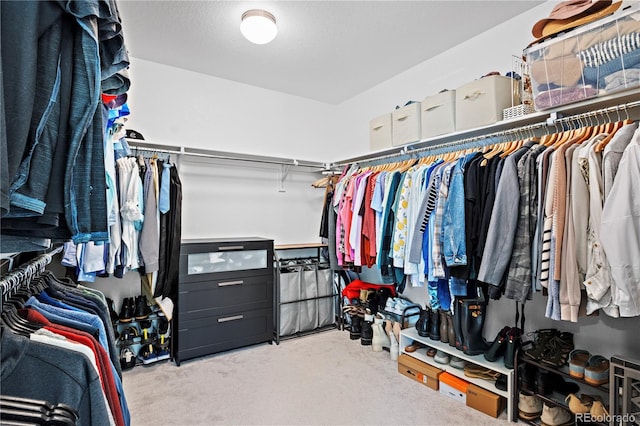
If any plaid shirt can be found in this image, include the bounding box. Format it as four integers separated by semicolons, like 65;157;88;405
432;162;456;278
505;144;546;302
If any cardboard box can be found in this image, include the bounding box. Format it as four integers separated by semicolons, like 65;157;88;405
397;354;442;391
438;372;468;404
466;383;506;418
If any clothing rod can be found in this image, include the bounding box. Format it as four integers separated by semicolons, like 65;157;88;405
0;245;63;294
127;139;328;170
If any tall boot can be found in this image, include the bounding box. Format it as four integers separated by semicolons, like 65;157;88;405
361;309;373;346
349;315;362;340
415;308;430;337
439;310;449;343
461;299;489;356
446;311;456;347
428;309;440;341
453;298;464;351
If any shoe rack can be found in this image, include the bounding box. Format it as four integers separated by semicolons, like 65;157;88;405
399;327;516;421
114;302;171;369
514;340;610;426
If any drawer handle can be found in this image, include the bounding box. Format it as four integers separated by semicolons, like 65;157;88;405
395;115;409;121
218;280;244;287
219;245;244;251
218;315;244;323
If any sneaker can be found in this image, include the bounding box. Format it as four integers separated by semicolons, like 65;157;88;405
384;297;397;312
119;326;139;346
434;350;450;365
120;347;137;371
140;327;156;345
157;317;170;337
518;393;543;420
155;335;171;361
138;343;158;365
450;356;466;369
540;402;572;426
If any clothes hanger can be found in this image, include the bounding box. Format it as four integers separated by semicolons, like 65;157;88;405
595;107;633;152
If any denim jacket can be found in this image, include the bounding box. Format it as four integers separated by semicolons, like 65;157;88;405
443;153;478;268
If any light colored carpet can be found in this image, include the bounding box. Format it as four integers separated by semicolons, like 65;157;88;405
123;329;511;426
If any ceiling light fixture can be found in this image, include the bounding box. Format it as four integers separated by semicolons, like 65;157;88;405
240;9;278;45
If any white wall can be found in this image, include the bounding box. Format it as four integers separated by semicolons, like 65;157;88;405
332;2;553;162
122;58;334;246
124;58;339;162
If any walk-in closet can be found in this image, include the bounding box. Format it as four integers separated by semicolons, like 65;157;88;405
3;1;640;425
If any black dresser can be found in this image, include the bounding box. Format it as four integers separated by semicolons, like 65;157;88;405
174;237;274;365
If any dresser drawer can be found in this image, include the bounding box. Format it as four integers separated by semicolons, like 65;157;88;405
179;274;273;320
180;238;274;282
176;307;273;362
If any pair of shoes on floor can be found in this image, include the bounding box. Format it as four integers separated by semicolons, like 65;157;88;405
519;393;573;425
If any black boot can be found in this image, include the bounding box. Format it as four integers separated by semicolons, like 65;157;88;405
349;315;362;340
428;309;440;341
415;308;430;337
461;299;489;356
453;298;464;351
484;326;510;362
361;318;373;346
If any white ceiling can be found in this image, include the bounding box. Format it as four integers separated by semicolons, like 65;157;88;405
117;0;544;104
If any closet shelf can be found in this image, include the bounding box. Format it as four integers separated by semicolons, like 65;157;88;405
332;88;640;167
126;140;329;171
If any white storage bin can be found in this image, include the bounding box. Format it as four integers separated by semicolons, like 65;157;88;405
455;75;519;131
392;102;422;146
369;113;393;151
421;90;456;139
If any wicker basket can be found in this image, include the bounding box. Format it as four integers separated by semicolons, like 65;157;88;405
503;103;536;120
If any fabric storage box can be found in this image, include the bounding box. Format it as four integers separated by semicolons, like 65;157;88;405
524;4;640;111
421;90;456;139
315;266;334;328
438;372;468;404
369;113;393;151
278;266;302;335
466;383;505;418
397;354;442;391
392;102;422;146
455;75;519;131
